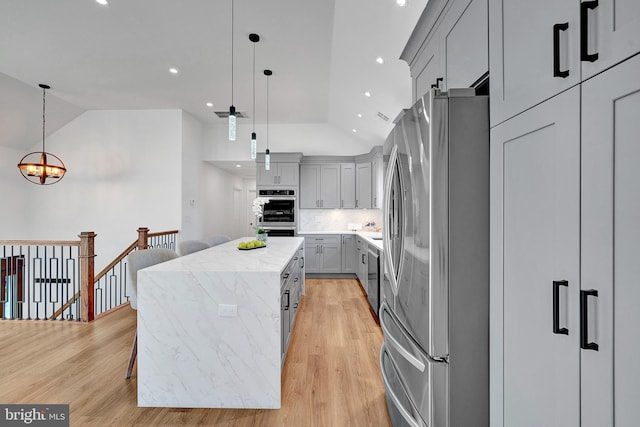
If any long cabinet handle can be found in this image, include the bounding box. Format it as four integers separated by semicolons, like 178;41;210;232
284;290;290;310
581;0;599;62
553;23;570;78
553;280;569;335
580;289;599;351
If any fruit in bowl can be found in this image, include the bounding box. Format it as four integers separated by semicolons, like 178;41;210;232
237;239;266;249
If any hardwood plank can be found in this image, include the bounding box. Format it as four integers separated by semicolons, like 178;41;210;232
0;278;390;426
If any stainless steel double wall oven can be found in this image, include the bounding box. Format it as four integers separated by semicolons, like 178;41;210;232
258;189;297;236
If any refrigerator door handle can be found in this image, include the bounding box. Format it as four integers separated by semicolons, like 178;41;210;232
379;302;426;372
380;345;423;427
383;144;400;296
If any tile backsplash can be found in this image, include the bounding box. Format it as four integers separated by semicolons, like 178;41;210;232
299;209;383;232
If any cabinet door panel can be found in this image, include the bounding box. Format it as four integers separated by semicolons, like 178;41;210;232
340;164;356;208
320;164;340;208
304;243;320;273
489;0;579;126
300;165;320;208
414;35;442;102
582;0;640;79
341;235;356;273
443;0;488;89
277;163;299;187
492;87;580;427
256;164;276;186
581;53;640;427
356;163;372;209
320;244;341;273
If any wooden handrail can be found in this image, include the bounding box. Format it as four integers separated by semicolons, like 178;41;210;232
94;240;138;283
148;230;179;238
0;240;80;246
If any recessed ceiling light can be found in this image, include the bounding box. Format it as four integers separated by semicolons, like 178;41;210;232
396;0;407;6
352;129;357;133
364;91;371;97
376;57;384;64
96;0;108;5
357;113;363;118
206;102;213;107
235;164;242;168
169;68;178;74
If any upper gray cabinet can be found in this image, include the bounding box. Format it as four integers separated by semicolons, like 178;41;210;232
256;162;299;187
402;0;489;102
340;163;356;209
355;163;372;209
299;164;340;208
489;0;640;127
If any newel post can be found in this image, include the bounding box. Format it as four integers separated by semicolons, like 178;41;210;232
79;231;97;322
137;227;149;250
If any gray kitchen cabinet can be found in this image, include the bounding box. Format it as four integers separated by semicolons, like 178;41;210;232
341;234;356;273
580;53;640;427
302;235;342;274
491;86;580;427
299;165;320;209
355;162;372;209
355;236;367;289
371;153;383;209
489;0;580;127
403;0;488;102
491;54;640;427
299;164;340;208
580;0;640;80
340;163;356;208
489;0;640;127
257;162;299;187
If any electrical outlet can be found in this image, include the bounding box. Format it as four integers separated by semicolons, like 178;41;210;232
218;304;238;317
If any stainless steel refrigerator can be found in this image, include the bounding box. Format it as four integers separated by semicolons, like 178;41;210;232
380;88;489;427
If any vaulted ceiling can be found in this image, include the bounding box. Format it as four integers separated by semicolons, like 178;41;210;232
0;0;427;152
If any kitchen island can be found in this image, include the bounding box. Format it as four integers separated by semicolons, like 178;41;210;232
136;236;304;409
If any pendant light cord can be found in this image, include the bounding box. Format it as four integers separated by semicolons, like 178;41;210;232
231;0;233;105
252;41;256;132
42;86;46;153
266;73;269;150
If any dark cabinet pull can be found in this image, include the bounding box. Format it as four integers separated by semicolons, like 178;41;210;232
553;23;570;78
581;0;599;62
553;280;569;335
284;290;290;310
580;289;599;351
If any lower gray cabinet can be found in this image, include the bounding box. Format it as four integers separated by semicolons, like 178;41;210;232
302;235;342;274
341;235;356;273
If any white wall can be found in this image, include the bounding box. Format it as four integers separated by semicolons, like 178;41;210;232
1;110;183;272
202;163;247;240
0;146;30;235
203;123;374;161
180;111;205;241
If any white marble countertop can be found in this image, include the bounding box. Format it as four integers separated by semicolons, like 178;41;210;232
137;236;304;409
298;231;383;251
143;236;304;274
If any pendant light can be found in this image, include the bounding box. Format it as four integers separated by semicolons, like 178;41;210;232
264;69;272;171
228;0;236;141
17;84;67;185
249;33;260;159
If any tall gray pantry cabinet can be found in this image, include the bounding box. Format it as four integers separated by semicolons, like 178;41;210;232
489;1;640;425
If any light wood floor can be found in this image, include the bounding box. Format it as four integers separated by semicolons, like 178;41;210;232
0;278;390;426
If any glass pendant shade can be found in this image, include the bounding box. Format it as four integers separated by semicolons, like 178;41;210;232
265;148;271;170
228;105;236;141
251;132;257;159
